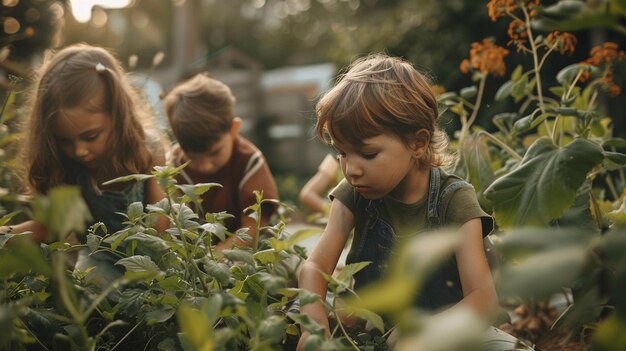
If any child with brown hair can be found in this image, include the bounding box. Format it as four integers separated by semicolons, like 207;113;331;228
164;73;279;250
296;54;529;350
0;43;169;292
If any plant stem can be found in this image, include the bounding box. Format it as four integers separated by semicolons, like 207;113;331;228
523;5;546;116
110;320;144;351
465;76;486;136
478;131;523;160
331;299;359;351
605;175;619;201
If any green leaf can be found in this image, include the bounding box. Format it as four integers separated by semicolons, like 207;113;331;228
511;75;529;101
511;64;523;81
592;315;626;351
31;186;92;241
494;80;514;101
343;306;384;333
287;312;325;335
270;228;321;251
541;0;585;16
0;211;20;226
176;183;221;207
557;63;584;85
146;305;177;325
335;262;370;284
553;181;600;233
86;234;101;253
0;239;51;277
127;201;145;222
254;248;278;264
484;137;604;228
497;247;588;300
603;137;626;148
102;173;153;186
259;315;286;344
158;275;184;291
202;260;230;286
348;230;459;313
513;115;532;134
116;255;160;273
459;86;477;99
495;227;595;259
299;289;320;307
458;133;496;202
395;307;487;351
222;249;256;266
177;304;213;351
603;151;626;165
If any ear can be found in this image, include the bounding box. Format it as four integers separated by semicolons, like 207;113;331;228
410;129;431;158
230;117;242;136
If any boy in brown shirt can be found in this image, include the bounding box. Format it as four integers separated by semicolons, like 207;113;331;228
164;73;279;249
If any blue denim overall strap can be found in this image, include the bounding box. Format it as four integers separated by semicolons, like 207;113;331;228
427;167;475;228
349;199;397;290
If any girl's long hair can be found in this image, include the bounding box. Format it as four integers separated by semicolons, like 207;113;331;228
21;43;158;194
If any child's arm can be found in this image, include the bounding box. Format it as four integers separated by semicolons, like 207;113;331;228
297;199;353;349
1;220;50;243
454;218;499;321
299;154;339;214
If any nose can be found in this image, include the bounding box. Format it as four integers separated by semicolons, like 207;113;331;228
343;156;363;180
74;142;89;159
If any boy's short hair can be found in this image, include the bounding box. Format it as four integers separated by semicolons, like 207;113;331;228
315;53;452;169
164;73;235;152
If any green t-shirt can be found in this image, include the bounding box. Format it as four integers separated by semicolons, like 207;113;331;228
330;171;493;239
329;168;494;311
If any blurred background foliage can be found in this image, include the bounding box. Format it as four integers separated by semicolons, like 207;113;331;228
2;0;625;134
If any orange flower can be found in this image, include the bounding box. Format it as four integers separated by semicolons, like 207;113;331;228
487;0;516;21
586;42;626;66
581;42;626;96
487;0;540;21
507;19;528;50
546;31;577;56
460;38;510;77
431;84;446;96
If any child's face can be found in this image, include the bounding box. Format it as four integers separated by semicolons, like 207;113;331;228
184;131;234;175
332;133;422;201
53;104;114;171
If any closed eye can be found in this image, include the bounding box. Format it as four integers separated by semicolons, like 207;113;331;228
362;153;377;160
81;134;99;142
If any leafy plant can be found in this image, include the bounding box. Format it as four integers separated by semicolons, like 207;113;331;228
437;0;626;348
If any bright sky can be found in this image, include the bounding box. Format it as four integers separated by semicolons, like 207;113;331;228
69;0;133;23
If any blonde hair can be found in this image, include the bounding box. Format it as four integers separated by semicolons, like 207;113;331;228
164;73;235;153
316;53;452;169
21;43;158;194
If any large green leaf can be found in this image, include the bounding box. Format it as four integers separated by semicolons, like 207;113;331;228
116;255;160;273
348;230;459;314
457;132;496;206
484;137;603;228
496;246;588;300
553;181;600;232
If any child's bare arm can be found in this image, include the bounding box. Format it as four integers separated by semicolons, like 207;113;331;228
299;154;339;214
297;199;353;348
454;218;499;321
1;220;50;243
